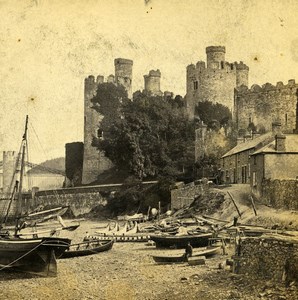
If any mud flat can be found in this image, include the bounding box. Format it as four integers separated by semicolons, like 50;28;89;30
0;220;297;300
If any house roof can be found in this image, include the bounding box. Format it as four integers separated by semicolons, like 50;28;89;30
252;134;298;155
221;132;272;158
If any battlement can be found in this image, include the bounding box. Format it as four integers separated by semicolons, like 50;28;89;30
114;58;133;65
206;46;226;53
235;61;249;71
3;151;16;158
236;79;298;94
144;69;161;78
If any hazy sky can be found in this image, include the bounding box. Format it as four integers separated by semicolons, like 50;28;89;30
1;0;298;163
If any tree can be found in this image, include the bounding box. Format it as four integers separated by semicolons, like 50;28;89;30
195;101;232;129
92;89;195;180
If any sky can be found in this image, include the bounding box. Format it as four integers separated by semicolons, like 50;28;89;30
1;0;298;163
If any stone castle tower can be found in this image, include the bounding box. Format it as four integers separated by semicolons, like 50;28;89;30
82;58;133;184
143;69;163;97
185;46;249;117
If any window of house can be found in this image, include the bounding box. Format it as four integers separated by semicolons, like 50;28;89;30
193;81;198;90
231;64;234;70
249;117;252;124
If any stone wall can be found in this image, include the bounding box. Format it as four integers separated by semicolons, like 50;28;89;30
259;179;298;210
233;236;298;283
235;80;298;134
171;182;209;210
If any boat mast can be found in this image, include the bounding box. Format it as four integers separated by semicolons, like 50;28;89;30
15;115;28;220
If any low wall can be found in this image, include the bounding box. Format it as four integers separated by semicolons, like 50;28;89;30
171;182;209;210
233;236;298;283
1;182;158;218
259;179;298;210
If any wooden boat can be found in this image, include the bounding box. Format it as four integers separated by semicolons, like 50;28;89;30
0;236;70;276
21;206;69;226
60;239;114;258
150;233;213;249
152;246;221;264
0;116;71;277
152;253;186;264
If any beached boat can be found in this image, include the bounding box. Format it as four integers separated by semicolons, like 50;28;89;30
150;233;213;248
60;239;114;258
0;116;71;276
152;246;221;264
152;253;186;264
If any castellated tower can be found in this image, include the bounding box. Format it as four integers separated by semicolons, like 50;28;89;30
2;151;18;196
82;59;133;184
114;58;133;99
185;46;249;118
143;69;163;97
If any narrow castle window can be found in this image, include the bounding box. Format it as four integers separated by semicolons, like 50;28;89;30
249;117;252;124
221;61;224;69
231;64;234;70
97;129;103;139
285;113;288;125
193;81;198;90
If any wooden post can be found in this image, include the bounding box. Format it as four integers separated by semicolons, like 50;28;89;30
250;196;257;216
227;191;242;218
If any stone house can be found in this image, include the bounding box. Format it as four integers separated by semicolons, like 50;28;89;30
221;132;273;184
250;133;298;209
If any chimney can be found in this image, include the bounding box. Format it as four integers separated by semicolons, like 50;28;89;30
272;121;282;136
275;134;286;152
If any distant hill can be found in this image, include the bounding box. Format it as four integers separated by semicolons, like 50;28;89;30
27;157;65;175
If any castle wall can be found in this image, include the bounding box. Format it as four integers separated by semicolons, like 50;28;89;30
82;75;113;184
235;80;298;134
185;46;249;118
82;59;133;184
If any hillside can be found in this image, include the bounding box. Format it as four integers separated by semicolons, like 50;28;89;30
27;157;65;175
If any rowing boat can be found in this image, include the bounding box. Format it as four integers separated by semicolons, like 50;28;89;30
60;239;114;258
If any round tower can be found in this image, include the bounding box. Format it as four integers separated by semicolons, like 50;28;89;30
114;58;133;98
206;46;226;69
235;61;249;87
143;69;162;96
2;151;17;196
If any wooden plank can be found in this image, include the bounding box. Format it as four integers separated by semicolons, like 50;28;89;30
227;191;242;218
250;196;258;216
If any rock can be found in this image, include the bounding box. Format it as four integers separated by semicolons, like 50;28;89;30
188;256;206;266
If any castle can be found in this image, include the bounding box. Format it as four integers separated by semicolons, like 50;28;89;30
82;59;166;184
185;46;249;116
81;46;298;184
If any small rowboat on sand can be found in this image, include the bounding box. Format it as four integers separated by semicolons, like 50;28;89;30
152;246;221;264
60;239;114;259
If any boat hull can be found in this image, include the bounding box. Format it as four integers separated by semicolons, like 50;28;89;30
60;239;114;258
150;233;213;249
152;254;186;264
0;236;70;277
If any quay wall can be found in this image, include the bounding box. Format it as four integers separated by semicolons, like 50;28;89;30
233;237;298;284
